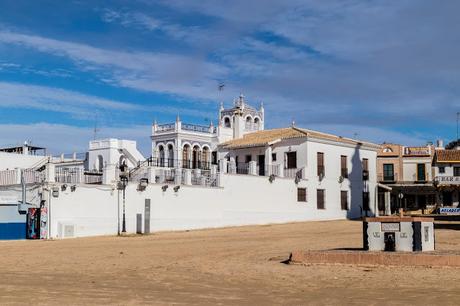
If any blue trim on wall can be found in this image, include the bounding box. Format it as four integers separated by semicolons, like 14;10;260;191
0;222;26;240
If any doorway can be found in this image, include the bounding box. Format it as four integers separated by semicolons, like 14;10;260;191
258;155;265;176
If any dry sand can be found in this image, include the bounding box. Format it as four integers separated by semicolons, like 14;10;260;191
0;220;459;305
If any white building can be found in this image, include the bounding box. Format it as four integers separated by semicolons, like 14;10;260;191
151;95;264;169
0;95;381;240
433;149;460;207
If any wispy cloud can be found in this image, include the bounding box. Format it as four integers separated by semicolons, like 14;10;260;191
100;8;160;31
0;30;227;101
0;82;140;117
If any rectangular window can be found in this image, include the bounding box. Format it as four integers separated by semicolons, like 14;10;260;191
297;188;307;202
245;155;252;163
383;164;394;181
317;152;325;176
362;158;369;181
286;152;297;169
363;191;370;211
317;189;325;209
417;163;426;181
272;153;277;162
454;167;460;177
341;191;348;210
341;155;348;178
439;166;445;174
362;158;369;171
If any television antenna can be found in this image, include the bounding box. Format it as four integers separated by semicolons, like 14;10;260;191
93;114;100;140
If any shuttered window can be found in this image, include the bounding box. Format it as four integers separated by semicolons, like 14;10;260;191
341;191;348;210
317;152;325;176
297;188;307;202
341;155;348;178
362;158;369;171
317;189;325;209
286;152;297;169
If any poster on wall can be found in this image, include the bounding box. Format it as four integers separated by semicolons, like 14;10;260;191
40;207;48;239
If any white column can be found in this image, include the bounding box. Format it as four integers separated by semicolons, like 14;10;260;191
249;161;257;175
217;172;224;187
265;146;272;175
103;164;116;185
211;164;218;176
229;160;236;174
45;164;55;183
147;167;156;184
385;191;391;216
219;159;228;174
183;169;192;185
174;169;182;185
277;163;284;178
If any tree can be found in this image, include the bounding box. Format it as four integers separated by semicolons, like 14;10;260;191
445;139;460;150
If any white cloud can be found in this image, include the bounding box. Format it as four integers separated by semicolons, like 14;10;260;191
100;8;160;31
0;30;228;101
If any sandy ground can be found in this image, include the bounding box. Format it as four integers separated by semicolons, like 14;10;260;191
1;220;459;305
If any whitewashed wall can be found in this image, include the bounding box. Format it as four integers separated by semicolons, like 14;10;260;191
0;152;47;171
47;168;375;238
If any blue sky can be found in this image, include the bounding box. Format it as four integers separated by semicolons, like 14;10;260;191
0;0;459;155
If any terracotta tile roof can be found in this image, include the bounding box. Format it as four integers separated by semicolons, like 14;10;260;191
435;149;460;162
219;128;306;149
219;127;380;150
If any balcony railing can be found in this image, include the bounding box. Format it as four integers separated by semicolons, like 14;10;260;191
182;123;216;134
236;162;249;175
285;167;304;179
156;124;175;132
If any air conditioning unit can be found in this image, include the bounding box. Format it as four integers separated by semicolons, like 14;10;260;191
58;223;76;239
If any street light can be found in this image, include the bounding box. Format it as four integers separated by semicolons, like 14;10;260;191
119;162;128;234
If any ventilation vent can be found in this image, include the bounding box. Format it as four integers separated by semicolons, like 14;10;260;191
58;223;76;238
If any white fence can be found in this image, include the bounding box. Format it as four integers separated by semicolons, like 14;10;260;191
0;168;45;186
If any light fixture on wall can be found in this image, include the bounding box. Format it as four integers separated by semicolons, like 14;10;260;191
61;184;67;191
138;178;149;191
174;185;181;192
162;185;169;192
268;174;276;183
338;176;344;183
70;185;77;192
52;187;59;198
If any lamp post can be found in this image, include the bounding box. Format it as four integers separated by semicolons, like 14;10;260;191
119;162;128;234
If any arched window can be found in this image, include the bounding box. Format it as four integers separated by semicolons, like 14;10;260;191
183;144;191;169
245;116;253;130
254;117;260;130
97;155;104;172
202;147;210;170
224;117;231;128
158;145;165;167
119;155;126;167
192;145;201;169
167;144;174;167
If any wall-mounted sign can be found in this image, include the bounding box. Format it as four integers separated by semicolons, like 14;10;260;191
439;207;460;215
435;176;460;185
381;222;400;232
404;147;430;156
